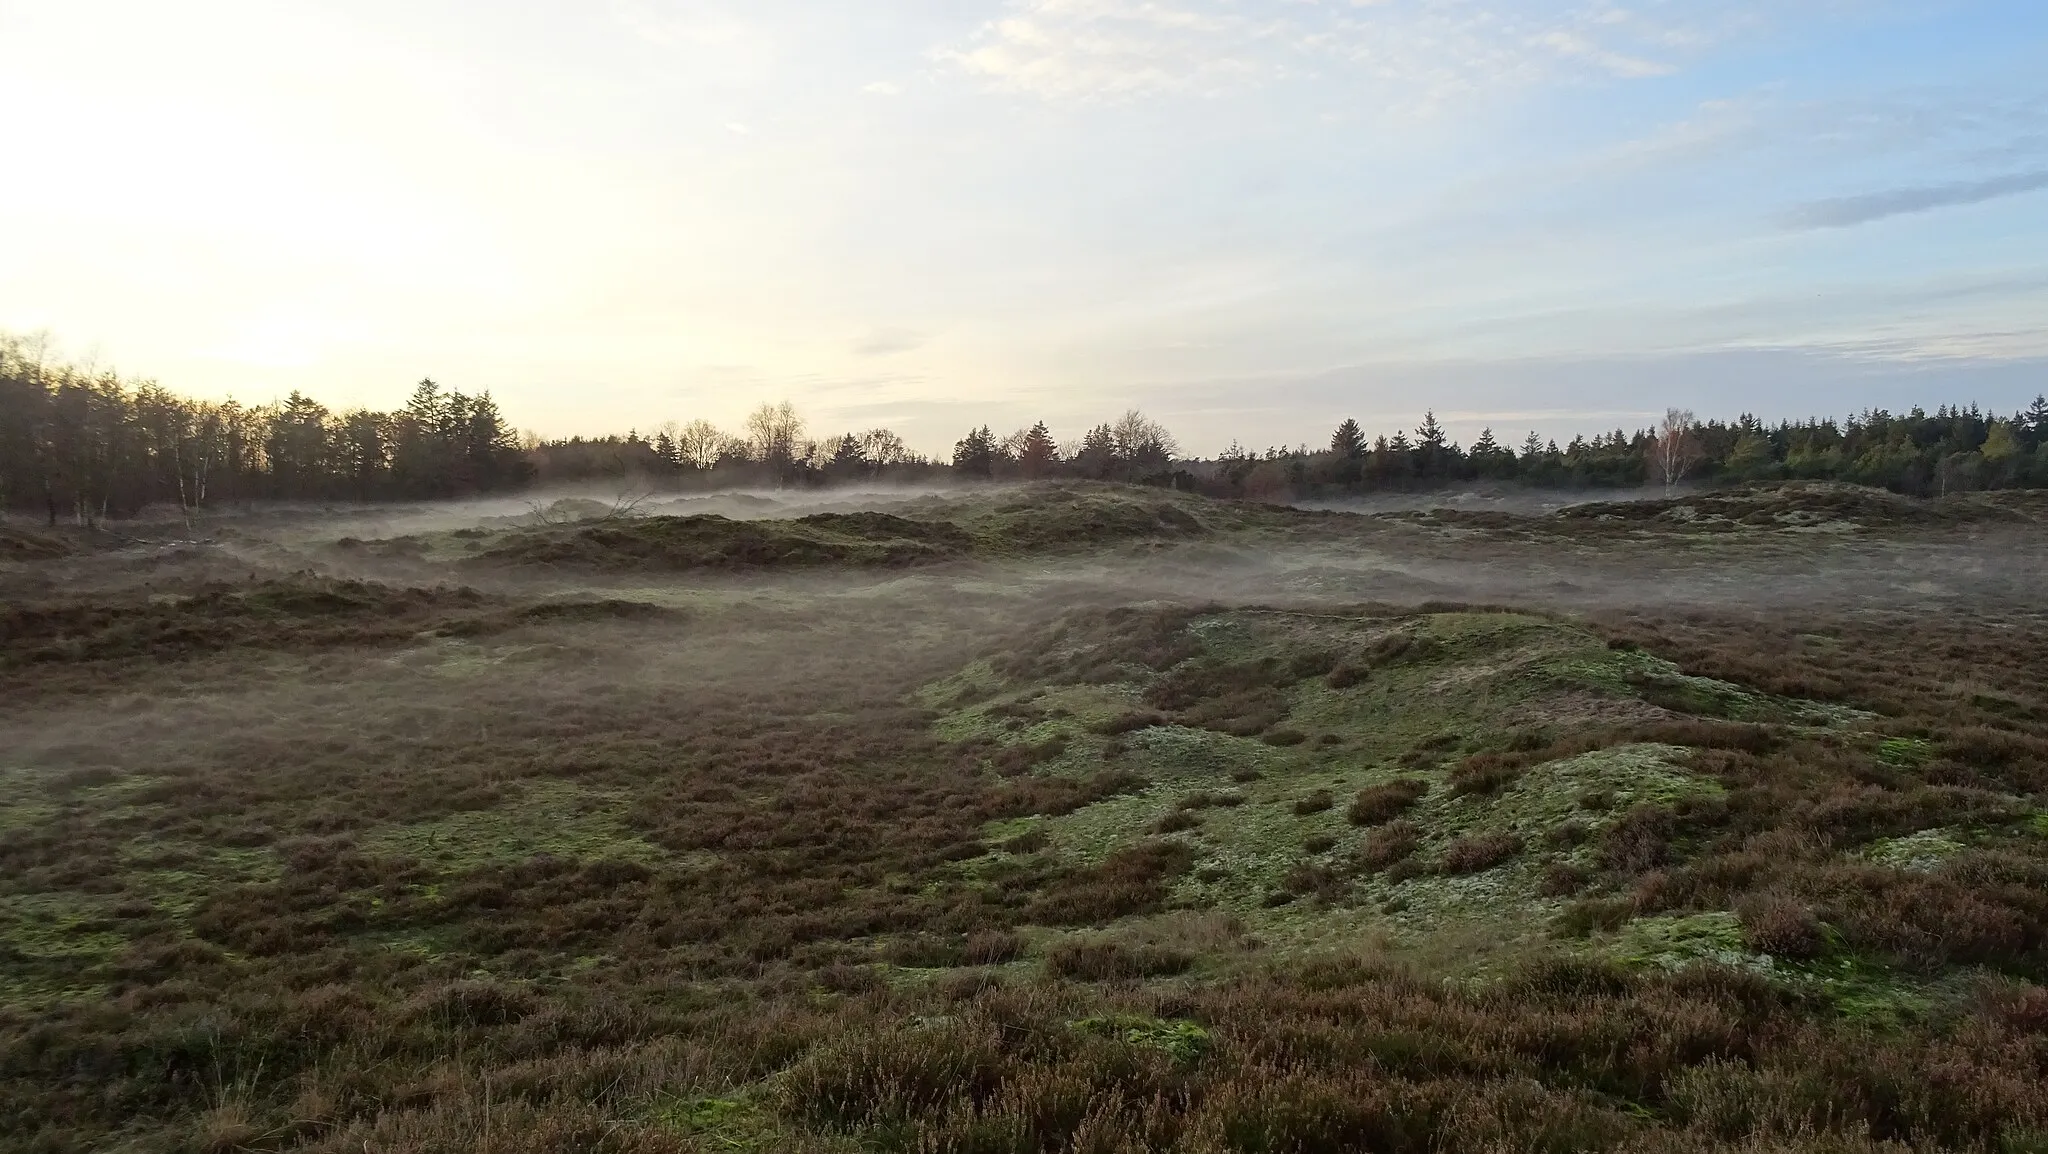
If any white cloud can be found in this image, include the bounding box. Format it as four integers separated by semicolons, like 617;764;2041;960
941;0;1786;104
1532;30;1672;78
939;0;1279;101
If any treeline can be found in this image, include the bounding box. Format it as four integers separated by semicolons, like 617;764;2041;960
0;334;527;525
6;329;2047;523
526;402;945;490
527;405;1182;489
1235;402;2048;501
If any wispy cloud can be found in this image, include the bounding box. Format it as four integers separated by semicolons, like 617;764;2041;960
938;0;1277;102
940;1;1772;104
1785;169;2048;229
852;327;927;356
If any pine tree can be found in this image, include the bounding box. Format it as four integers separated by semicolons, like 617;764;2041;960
1411;412;1446;479
952;425;997;478
831;433;865;473
1470;428;1502;477
1019;421;1057;479
1415;412;1446;451
1330;418;1365;459
1077;423;1116;478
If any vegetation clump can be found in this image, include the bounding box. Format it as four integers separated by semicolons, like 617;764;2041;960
475;511;975;570
0;577;673;668
1438;831;1525;875
1348;779;1430;825
1554;481;2032;531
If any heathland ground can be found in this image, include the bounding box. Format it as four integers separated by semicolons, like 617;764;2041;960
3;480;2048;1153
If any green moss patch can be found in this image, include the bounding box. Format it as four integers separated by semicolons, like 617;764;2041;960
1490;744;1719;845
360;780;664;871
1070;1015;1212;1064
1604;912;1761;972
1877;737;1936;768
1862;828;1970;872
943;607;1768;954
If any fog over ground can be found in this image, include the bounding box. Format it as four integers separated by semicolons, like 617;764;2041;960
21;482;2034;625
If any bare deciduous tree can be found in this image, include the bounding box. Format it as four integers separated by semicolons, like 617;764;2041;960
1107;409;1178;479
858;428;909;476
669;418;724;470
1650;408;1703;495
745;401;805;483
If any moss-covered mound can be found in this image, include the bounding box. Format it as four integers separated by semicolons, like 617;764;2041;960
0;577;667;665
928;603;1893;969
470;484;1315;570
473;511;974;570
1553;481;2030;531
923;482;1316;553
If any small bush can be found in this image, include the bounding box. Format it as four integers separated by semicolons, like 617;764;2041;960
1045;939;1194;980
1450;753;1525;796
999;828;1049;854
405;981;540;1028
1348;779;1429;826
1092;710;1167;735
962;930;1025;965
1599;805;1677;874
1539;861;1591;897
1556;898;1635;938
814;964;885;994
775;1027;1003;1128
1294;789;1335;815
1023;839;1194;925
1154;810;1203;834
1358;820;1421;872
1543;820;1591;849
1439;831;1523;875
1280;862;1340;898
1739;896;1828;960
884;935;967;968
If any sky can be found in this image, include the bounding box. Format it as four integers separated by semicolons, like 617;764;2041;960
3;0;2046;456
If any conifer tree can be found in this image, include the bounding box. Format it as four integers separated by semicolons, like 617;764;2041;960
1019;421;1057;478
1330;418;1365;459
952;425;997;477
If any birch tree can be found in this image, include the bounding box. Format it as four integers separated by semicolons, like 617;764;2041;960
1650;408;1703;495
